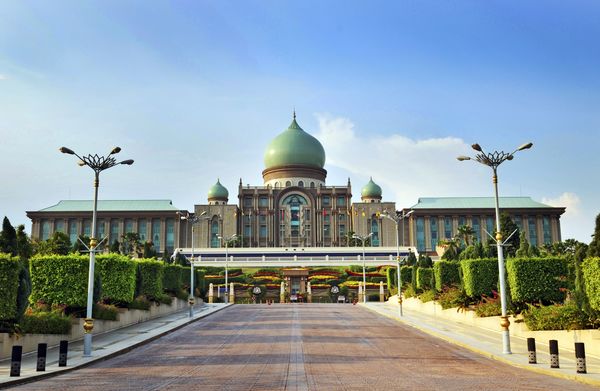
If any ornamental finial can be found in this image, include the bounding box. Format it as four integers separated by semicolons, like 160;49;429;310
293;108;296;120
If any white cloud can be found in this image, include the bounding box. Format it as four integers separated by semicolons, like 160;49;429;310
0;74;6;80
542;192;581;216
315;113;488;207
542;192;589;241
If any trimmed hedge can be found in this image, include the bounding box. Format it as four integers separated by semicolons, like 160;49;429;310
195;269;206;294
163;264;184;293
433;261;461;291
582;257;600;311
136;259;164;299
506;257;568;303
461;258;498;298
386;267;397;290
29;255;88;307
96;254;137;304
400;266;412;287
416;268;434;291
0;254;20;320
21;311;72;334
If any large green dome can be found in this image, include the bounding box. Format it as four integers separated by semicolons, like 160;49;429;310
361;177;382;198
264;115;326;169
207;179;229;200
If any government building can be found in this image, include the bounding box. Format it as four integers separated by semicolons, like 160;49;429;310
27;113;565;256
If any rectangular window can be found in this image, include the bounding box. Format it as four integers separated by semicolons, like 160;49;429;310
244;225;251;237
337;196;346;206
97;219;106;241
260;225;267;238
243;197;252;207
322;196;331;206
324;215;330;224
41;219;51;241
514;216;522;230
543;216;552;244
444;216;452;239
458;216;466;227
55;219;65;234
304;209;311;221
166;218;175;254
151;219;161;251
259;197;268;207
486;217;494;238
416;217;425;252
528;217;538;247
138;219;147;242
339;213;346;222
324;224;331;237
69;219;78;244
259;215;266;224
339;224;346;235
83;219;92;237
472;217;481;244
109;219;119;245
430;218;438;251
125;219;134;233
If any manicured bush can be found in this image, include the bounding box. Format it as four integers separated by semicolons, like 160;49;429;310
93;303;119;321
182;267;191;288
195;269;206;294
163;264;184;293
21;311;72;334
437;287;470;310
96;254;137;304
433;261;461;291
460;258;498;298
474;297;502;317
29;255;88;307
0;254;20;320
419;289;436;303
416;268;433;291
523;304;587;331
506;257;568;304
128;296;151;311
582;257;600;311
157;294;173;305
136;259;164;300
386;267;397;290
399;266;412;287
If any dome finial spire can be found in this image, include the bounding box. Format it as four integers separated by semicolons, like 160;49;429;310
293;107;296;120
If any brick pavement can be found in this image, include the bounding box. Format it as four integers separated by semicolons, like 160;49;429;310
10;304;598;391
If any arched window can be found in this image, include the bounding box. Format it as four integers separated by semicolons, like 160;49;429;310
298;181;304;187
285;180;292;187
371;217;380;246
274;182;279;188
210;219;220;248
310;182;315;188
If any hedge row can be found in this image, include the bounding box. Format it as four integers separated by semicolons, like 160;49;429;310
582;257;600;311
416;268;433;291
163;264;184;293
433;261;461;291
506;257;567;303
460;258;498;298
400;266;412;287
96;254;137;304
0;254;20;320
30;255;89;307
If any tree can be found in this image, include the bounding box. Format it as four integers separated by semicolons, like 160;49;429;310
0;216;17;255
515;232;530;258
35;231;72;255
456;225;475;247
439;238;461;261
498;212;520;257
15;225;32;259
417;254;433;268
404;250;417;266
121;232;143;257
143;241;157;258
109;239;120;254
588;213;600;257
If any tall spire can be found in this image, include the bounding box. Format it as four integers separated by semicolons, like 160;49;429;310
293;107;296;120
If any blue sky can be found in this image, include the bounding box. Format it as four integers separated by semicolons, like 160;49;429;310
0;1;599;242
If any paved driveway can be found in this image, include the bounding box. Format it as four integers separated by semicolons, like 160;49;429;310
13;304;596;390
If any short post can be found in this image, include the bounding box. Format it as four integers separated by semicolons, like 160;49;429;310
527;338;536;364
37;343;47;372
58;340;69;367
549;340;559;368
379;281;385;302
229;282;235;304
280;281;285;303
208;283;214;304
358;284;363;303
10;345;22;377
307;281;312;303
575;342;586;374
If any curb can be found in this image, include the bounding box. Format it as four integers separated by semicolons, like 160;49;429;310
361;304;600;388
0;304;232;389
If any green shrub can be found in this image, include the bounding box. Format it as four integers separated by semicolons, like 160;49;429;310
93;303;119;321
0;254;20;320
163;264;183;293
506;257;568;304
437;287;470;310
369;276;386;283
582;257;600;311
21;311;72;334
474;296;502;317
400;266;412;287
386;267;397;290
157;294;173;305
460;258;498;298
403;284;417;298
433;261;461;291
136;259;164;299
416;268;434;291
195;269;206;294
96;254;136;304
128;296;151;311
29;255;89;307
182;267;191;287
367;293;379;301
523;304;587;331
176;289;189;301
419;290;436;303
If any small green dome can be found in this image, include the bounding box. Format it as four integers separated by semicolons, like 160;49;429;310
207;179;228;200
264;115;326;170
361;177;382;198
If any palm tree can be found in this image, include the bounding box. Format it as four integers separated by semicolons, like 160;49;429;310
456;225;475;247
438;238;461;261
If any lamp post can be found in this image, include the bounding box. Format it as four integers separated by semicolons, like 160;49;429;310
381;210;413;316
59;146;133;357
353;232;373;303
177;211;208;317
218;233;237;303
457;141;533;355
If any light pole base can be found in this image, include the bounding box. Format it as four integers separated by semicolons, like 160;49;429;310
502;330;512;354
83;334;92;357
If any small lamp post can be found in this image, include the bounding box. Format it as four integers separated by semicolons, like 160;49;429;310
218;233;237;303
59;146;133;357
457;141;532;354
381;210;413;316
353;232;373;303
177;211;208;317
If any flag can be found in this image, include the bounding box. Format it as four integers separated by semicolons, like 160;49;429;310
322;209;327;216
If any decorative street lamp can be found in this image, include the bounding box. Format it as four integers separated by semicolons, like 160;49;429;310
352;232;373;303
457;141;533;354
381;210;413;316
177;211;208;317
218;233;237;303
59;146;133;357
